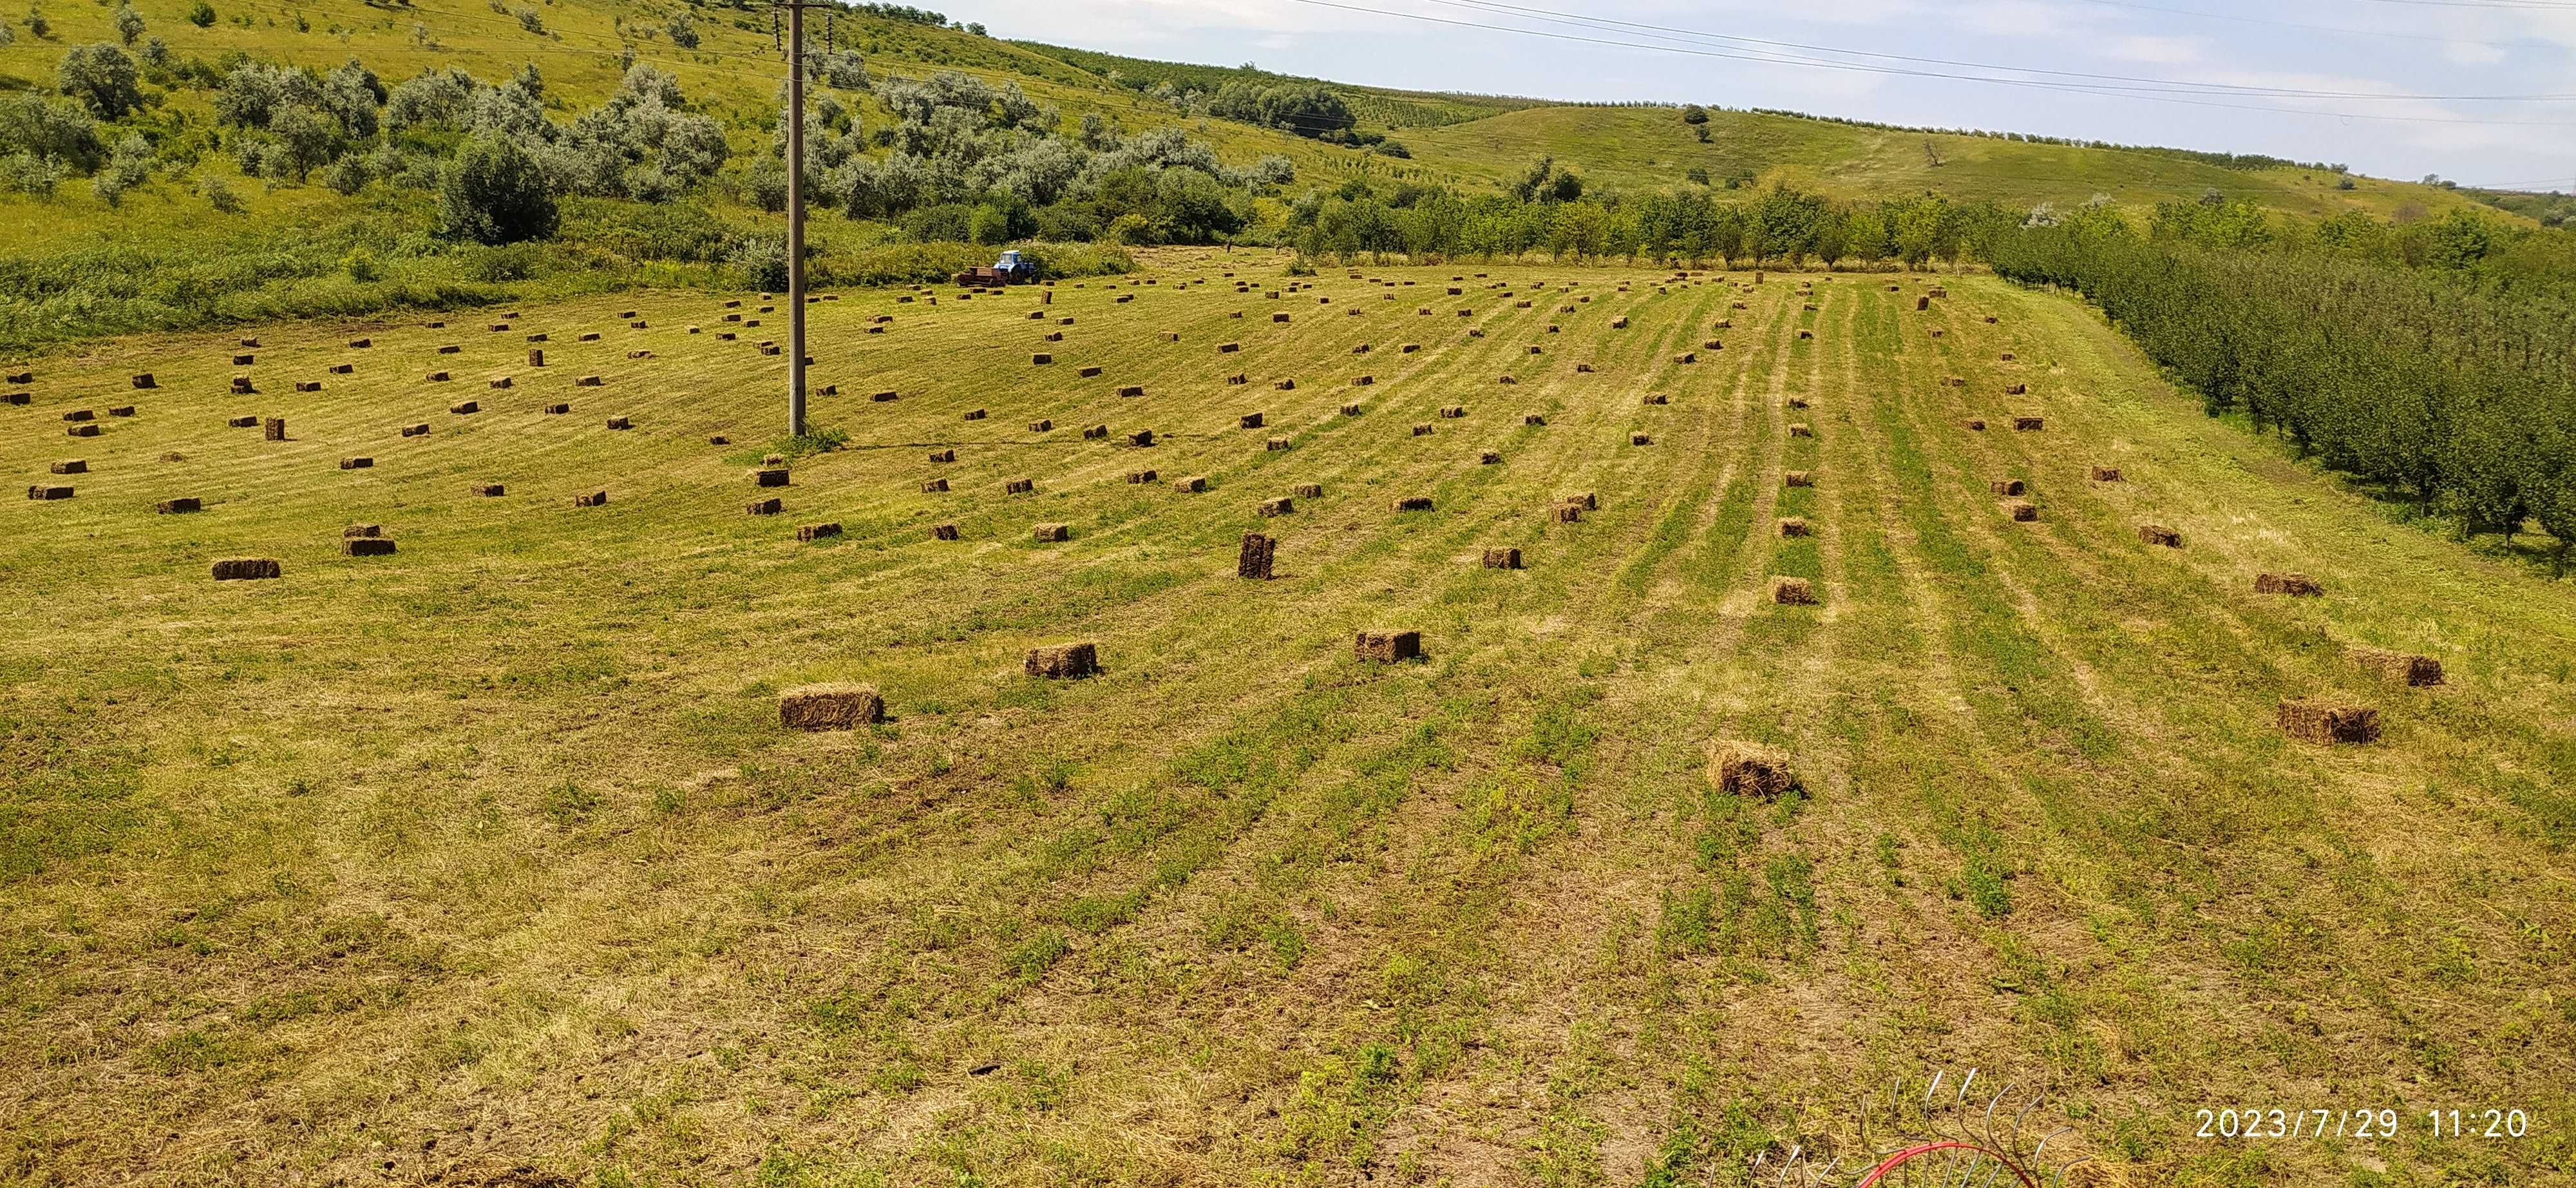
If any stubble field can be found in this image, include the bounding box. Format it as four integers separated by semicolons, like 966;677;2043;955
3;249;2572;1187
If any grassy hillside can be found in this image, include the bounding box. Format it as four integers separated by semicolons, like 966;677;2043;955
1396;103;2502;219
0;0;2512;275
3;259;2571;1185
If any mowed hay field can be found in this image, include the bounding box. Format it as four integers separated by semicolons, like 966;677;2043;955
4;251;2575;1187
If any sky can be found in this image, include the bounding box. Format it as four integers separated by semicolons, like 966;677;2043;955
959;0;2576;192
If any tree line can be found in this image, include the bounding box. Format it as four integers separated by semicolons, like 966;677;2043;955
1991;218;2576;569
1283;169;2018;270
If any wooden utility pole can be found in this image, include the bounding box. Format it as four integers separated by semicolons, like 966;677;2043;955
774;0;810;437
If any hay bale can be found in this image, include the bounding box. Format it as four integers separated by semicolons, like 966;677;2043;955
1126;468;1159;484
1239;411;1265;429
1963;418;1985;431
1274;379;1297;391
747;497;783;515
1028;419;1053;433
1631;433;1653;446
544;403;570;415
1227;374;1249;386
1395;495;1434;512
3;369;28;383
1916;296;1930;311
1401;343;1421;353
1032;522;1070;542
710;436;730;445
263;417;287;441
1354;631;1423;664
1031;353;1053;365
931;522;961;540
1482;547;1521;570
401;423;430;437
2007;501;2038;522
1113;385;1146;399
2013;416;2043;431
1480;451;1502;465
1258;496;1294;517
573;490;609;508
754;468;791;488
1005;477;1035;495
1553;504;1581;523
964;408;987;421
1219;341;1241;353
1272;312;1291;323
2005;383;2028;396
426;370;450;382
1295;483;1323;499
229;376;256;395
473;483;504;497
797;522;842;542
1078;365;1103;378
607;416;631;430
295;380;323;393
1238;532;1276;580
211;557;282;580
1673;351;1696;364
1788;423;1813;438
1784;471;1814;488
1524;414;1546;426
156;497;200;513
2277;700;2380;745
2137;524;2181;548
1412;423;1434;437
1175;475;1208;493
577;375;604;387
338;456;374;470
1786;397;1809;410
1770;576;1817;606
1706;740;1798;799
1643;393;1668;405
1611;316;1628;329
2090;466;2123;482
1265;436;1292;452
343;537;397;557
2349;646;2443;687
1;392;25;405
48;459;86;475
2255;572;2324;597
1025;642;1100;679
1352;374;1374;387
1779;517;1810;537
1083;424;1108;440
451;401;480;415
1989;479;2025;497
779;684;885;730
1336;402;1361;417
1124;429;1156;447
24;484;73;501
1564;492;1598;510
1440;405;1466;419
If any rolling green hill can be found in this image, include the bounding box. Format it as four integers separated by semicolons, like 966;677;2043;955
0;0;2532;358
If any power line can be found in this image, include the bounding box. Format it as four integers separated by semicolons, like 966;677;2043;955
1423;0;2576;102
1282;0;2576;127
2072;0;2544;52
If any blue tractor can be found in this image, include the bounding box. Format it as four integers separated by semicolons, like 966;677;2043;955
954;249;1039;288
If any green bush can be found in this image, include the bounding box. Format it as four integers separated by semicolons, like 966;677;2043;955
187;0;213;26
728;234;788;291
58;44;142;119
464;242;542;282
439;133;557;245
